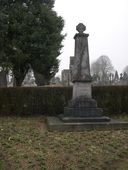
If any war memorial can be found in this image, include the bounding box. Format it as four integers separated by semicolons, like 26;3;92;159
47;23;128;131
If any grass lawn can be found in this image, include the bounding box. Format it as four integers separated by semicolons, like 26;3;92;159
0;115;128;170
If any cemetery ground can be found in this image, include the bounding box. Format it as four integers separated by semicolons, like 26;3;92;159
0;115;128;170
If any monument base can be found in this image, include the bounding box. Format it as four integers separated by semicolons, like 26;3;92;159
46;116;128;131
73;82;92;99
63;96;105;118
46;96;118;131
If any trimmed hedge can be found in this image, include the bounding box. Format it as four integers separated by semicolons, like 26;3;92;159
0;86;128;116
0;87;72;116
92;86;128;115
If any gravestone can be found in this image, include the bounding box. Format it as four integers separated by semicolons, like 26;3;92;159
69;56;74;82
22;68;37;87
61;69;70;86
47;23;128;131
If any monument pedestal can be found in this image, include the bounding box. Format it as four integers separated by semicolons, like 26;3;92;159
47;88;128;131
59;95;110;123
60;81;111;123
73;82;92;99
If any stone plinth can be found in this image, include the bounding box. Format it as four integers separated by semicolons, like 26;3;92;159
64;96;102;117
73;82;92;99
60;96;110;123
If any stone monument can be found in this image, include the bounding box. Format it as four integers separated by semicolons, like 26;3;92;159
59;23;110;122
47;23;128;131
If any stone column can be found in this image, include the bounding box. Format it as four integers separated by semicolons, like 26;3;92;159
72;23;92;99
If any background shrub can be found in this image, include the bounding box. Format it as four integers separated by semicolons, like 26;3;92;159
92;86;128;115
0;86;128;116
0;87;72;116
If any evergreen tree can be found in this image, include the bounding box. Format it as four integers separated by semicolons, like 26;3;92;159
0;0;64;86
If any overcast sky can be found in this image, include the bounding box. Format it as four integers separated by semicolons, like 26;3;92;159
54;0;128;76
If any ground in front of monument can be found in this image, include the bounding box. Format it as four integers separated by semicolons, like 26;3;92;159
1;115;128;169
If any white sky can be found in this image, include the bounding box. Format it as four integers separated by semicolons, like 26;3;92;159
54;0;128;76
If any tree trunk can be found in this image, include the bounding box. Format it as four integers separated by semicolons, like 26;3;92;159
33;71;49;86
12;68;28;87
14;76;26;86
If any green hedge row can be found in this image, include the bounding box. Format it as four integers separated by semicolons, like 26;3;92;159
0;86;128;116
92;86;128;115
0;87;72;116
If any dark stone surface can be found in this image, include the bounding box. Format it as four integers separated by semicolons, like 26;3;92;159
57;95;111;129
72;23;91;83
47;117;128;131
68;96;97;107
62;96;104;118
64;107;103;117
59;116;110;123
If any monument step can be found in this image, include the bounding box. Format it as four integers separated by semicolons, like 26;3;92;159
59;116;110;123
64;107;103;117
47;116;128;131
68;97;97;108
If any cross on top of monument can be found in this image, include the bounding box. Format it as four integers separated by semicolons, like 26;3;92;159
76;23;86;33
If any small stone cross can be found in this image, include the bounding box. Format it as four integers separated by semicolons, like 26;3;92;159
76;23;86;33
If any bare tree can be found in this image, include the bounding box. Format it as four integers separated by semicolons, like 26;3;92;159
123;65;128;74
122;65;128;84
91;55;114;84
